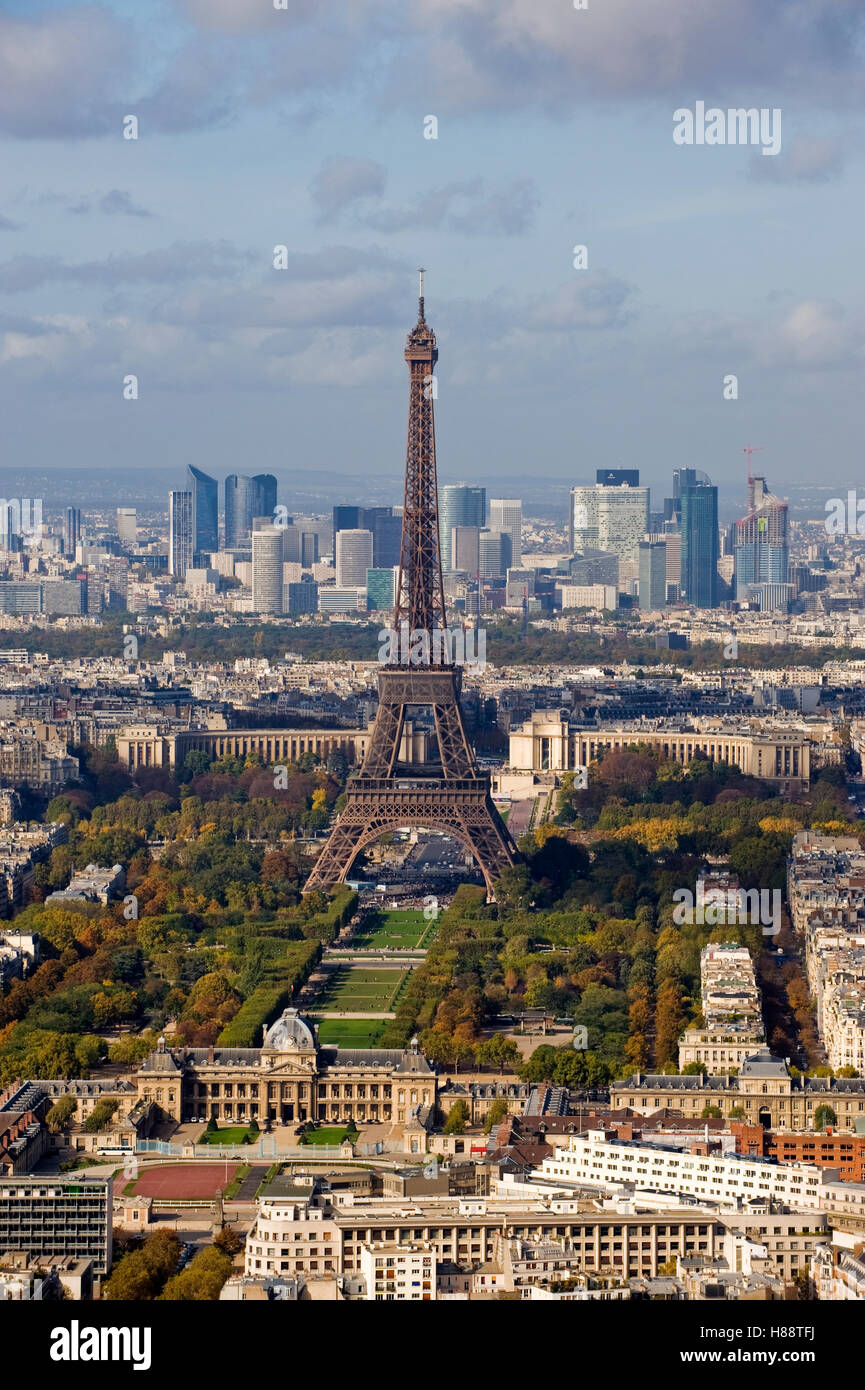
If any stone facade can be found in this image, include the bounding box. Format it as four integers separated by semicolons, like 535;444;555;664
136;1010;436;1127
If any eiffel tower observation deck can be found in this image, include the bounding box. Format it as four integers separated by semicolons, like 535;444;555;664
304;274;519;900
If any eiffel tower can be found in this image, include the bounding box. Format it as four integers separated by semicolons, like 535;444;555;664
304;273;519;899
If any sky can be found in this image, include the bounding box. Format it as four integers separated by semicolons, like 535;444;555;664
0;0;863;512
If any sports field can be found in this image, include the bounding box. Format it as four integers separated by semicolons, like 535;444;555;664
317;966;409;1012
130;1164;238;1199
315;1017;387;1048
352;908;437;950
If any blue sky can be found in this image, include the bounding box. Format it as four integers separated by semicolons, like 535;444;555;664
0;0;863;508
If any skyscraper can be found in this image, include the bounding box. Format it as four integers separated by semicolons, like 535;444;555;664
225;474;277;548
451;525;480;575
734;475;789;605
439;484;486;571
489;498;522;567
335;529;373;587
252;526;284;614
478;529;512;578
116;508;137;546
638;541;667;610
187;466;218;555
64;507;81;557
366;567;399;612
169;491;193;579
569;477;649;563
680;481;719;608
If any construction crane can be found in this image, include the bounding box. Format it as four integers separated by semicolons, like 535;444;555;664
743;444;764;484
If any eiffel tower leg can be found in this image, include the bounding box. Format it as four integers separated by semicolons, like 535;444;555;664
303;815;367;893
453;802;518;899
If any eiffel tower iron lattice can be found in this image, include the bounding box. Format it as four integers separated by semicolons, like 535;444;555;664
304;273;519;899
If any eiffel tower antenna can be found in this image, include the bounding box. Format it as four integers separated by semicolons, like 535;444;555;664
304;276;518;900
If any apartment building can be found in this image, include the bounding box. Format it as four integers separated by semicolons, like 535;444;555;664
0;1175;112;1274
788;831;865;1071
612;1046;865;1130
536;1129;833;1209
360;1242;436;1301
678;938;765;1073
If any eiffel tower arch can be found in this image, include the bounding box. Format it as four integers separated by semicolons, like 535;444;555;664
305;274;519;900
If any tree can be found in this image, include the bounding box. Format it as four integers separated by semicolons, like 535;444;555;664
213;1226;244;1256
84;1098;119;1132
483;1096;509;1134
158;1245;233;1301
700;1105;723;1119
814;1104;837;1131
443;1100;469;1134
46;1095;77;1133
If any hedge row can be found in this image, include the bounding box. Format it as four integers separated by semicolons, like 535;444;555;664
216;939;320;1047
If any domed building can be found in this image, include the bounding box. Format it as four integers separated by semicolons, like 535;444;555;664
137;1008;436;1129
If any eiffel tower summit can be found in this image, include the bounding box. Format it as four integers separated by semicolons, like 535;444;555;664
304;273;519;900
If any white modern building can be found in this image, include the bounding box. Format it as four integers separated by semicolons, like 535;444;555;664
251;527;284;615
335;529;373;588
489;499;522;568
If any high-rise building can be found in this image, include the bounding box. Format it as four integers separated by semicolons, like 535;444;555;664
187;465;218;556
116;508;137;546
478;528;512;578
283;524;319;568
225;474;277;549
372;510;402;568
63;506;81;557
366;566;399;612
734;475;789;605
286;577;319;614
489;498;522;567
0;1174;112;1275
335;528;373;587
332;504;362;536
168;490;193;578
680;482;719;608
252;526;284;614
451;525;480;575
638;541;667;610
570;479;649;563
439;484;486;571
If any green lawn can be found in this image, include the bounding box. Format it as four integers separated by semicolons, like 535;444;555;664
317;966;409;1012
198;1125;258;1146
301;1126;358;1147
352;908;437;950
315;1017;387;1048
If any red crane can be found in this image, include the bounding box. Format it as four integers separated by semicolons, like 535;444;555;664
743;444;764;484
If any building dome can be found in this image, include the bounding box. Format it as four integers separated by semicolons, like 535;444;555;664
262;1008;316;1053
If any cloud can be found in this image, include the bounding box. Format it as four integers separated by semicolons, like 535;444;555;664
398;0;865;112
364;179;538;236
56;190;155;218
523;272;638;331
0;6;137;138
0;242;253;293
669;297;865;371
309;158;387;223
0;215;20;232
751;136;846;183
